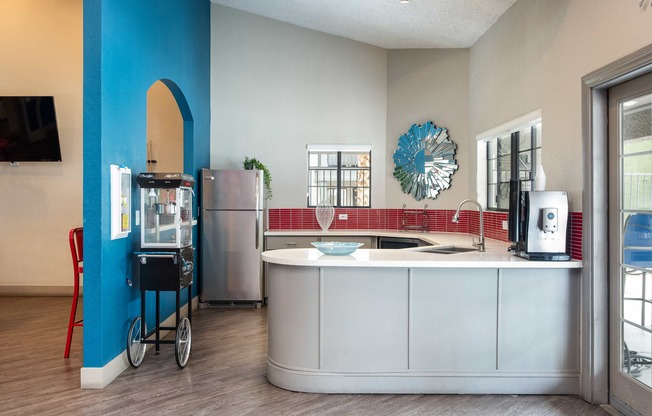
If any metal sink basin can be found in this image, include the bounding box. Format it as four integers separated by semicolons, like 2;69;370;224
419;246;479;255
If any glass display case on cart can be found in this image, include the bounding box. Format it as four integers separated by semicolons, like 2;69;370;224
139;173;194;249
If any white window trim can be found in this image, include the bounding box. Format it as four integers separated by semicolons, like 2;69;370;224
306;144;372;208
306;144;372;152
475;109;542;210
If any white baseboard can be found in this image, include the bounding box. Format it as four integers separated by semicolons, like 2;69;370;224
80;295;199;389
81;351;129;389
267;360;580;395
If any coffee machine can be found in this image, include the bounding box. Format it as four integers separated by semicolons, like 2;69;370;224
509;180;571;261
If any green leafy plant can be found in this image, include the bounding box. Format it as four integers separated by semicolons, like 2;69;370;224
243;156;272;200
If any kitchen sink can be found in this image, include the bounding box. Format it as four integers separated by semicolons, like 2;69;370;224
419;246;479;255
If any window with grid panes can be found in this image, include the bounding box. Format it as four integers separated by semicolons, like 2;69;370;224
486;122;541;210
307;145;371;208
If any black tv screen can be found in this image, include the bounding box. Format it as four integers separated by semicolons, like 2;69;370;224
0;96;62;162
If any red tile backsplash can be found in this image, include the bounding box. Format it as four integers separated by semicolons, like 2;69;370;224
268;208;583;260
568;211;583;261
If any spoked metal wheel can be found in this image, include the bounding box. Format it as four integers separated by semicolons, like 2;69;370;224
175;315;192;368
126;316;146;368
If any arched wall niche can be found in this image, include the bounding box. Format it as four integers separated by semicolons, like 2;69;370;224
146;79;194;173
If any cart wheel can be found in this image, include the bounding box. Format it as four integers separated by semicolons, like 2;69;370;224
127;316;146;368
175;315;192;368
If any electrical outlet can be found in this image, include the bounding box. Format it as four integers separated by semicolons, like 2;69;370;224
339;214;348;220
502;220;508;230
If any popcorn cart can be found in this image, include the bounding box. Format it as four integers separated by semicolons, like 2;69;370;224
127;173;195;369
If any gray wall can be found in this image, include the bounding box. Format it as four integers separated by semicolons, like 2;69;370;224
386;49;470;209
469;0;652;211
211;5;387;208
212;1;652;212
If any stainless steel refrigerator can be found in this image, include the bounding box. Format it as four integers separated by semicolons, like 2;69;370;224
200;168;265;304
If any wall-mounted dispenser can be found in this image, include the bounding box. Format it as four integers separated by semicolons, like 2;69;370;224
110;164;131;240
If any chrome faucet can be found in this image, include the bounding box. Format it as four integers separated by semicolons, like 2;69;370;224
452;199;485;252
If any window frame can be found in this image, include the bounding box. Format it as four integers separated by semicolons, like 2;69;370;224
306;144;371;208
476;110;542;211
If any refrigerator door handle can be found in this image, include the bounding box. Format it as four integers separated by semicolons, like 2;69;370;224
255;171;261;209
255;210;260;250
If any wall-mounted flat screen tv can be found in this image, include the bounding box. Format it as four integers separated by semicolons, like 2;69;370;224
0;96;62;162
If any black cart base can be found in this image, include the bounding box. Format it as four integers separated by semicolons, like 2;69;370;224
127;248;193;369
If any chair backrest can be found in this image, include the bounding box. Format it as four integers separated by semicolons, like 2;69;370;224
624;213;652;248
624;214;652;268
69;227;83;266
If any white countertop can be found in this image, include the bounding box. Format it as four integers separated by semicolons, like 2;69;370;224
262;231;582;269
265;229;441;243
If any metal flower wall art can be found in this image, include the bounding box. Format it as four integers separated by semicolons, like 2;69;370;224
392;121;459;201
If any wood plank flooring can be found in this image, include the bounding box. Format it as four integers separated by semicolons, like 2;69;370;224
0;296;612;416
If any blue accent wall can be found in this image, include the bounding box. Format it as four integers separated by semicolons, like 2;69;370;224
83;0;210;368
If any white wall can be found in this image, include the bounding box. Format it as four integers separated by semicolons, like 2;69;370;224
386;49;470;209
211;5;387;208
469;0;652;211
0;0;83;293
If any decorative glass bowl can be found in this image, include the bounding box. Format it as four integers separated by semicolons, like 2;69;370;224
311;241;364;256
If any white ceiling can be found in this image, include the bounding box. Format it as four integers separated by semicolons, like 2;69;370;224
211;0;518;49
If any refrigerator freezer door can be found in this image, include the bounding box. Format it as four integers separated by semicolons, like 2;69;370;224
201;210;264;302
202;169;263;211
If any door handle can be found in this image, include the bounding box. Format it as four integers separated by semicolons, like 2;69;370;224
255;171;261;208
255;210;260;250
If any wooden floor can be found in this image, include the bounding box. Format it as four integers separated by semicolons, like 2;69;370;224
0;296;612;416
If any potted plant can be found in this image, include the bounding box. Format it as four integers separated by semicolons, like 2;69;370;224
243;156;272;200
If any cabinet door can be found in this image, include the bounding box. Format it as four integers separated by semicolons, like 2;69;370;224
321;267;408;371
265;236;316;250
267;264;320;370
498;269;580;372
410;268;498;371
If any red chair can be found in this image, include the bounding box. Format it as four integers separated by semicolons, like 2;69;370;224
65;227;83;358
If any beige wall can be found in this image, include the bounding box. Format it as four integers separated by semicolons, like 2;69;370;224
211;5;387;208
0;0;83;292
147;81;184;173
386;49;470;209
469;0;652;211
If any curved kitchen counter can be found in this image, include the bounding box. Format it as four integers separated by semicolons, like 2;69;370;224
263;232;582;395
262;245;582;268
262;231;582;269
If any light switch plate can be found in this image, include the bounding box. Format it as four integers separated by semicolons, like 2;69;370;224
502;220;508;230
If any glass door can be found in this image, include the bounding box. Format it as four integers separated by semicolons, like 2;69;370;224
608;72;652;415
